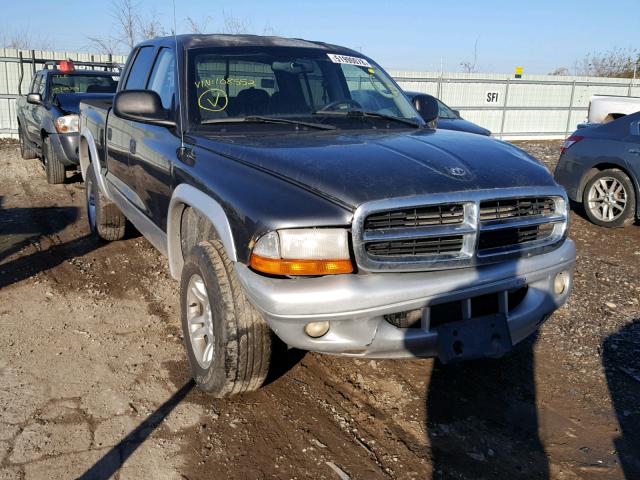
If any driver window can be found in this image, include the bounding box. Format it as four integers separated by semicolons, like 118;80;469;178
37;74;46;96
147;48;176;111
29;75;40;94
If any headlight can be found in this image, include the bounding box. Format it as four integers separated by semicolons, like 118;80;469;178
54;114;79;133
250;228;353;276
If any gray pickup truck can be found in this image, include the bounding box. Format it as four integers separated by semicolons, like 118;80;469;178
79;34;576;397
16;60;119;183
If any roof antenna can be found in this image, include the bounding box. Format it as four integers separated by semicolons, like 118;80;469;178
172;0;185;151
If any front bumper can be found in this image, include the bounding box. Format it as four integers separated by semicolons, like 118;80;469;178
236;239;576;359
49;132;79;166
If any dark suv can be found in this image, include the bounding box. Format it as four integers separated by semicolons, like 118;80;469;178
16;61;119;183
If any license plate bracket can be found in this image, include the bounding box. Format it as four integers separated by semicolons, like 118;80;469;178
436;314;512;364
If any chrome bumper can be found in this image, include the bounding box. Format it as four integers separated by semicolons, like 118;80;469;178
235;239;576;359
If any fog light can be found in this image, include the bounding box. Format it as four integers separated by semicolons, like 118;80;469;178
554;271;569;295
304;321;330;338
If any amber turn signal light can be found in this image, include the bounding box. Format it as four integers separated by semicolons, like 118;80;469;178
250;254;353;276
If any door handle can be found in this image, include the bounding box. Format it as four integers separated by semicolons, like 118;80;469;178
107;128;112;141
129;139;136;155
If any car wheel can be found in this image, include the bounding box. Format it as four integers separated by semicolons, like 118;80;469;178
43;136;66;184
180;240;273;397
583;169;636;228
18;125;37;159
86;165;126;241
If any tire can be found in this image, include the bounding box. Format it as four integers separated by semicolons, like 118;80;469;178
583;169;636;228
180;240;273;397
86;165;126;241
18;124;37;159
43;136;66;184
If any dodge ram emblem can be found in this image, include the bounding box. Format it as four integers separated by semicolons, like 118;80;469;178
447;167;466;176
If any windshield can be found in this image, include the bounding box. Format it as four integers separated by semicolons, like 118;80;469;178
188;47;422;131
48;74;119;100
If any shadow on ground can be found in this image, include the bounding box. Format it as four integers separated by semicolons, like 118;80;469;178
426;337;548;479
0;201;80;262
78;381;195;480
603;319;640;479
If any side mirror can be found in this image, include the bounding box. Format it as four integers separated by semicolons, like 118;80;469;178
113;90;175;127
27;93;42;105
412;94;439;125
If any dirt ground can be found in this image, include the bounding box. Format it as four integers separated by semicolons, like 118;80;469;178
0;139;639;480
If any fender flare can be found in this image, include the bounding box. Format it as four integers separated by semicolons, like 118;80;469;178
167;184;238;279
79;127;111;200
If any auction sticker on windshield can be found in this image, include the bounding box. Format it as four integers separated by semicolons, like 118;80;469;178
327;53;372;68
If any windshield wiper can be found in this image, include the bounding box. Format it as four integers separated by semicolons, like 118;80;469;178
201;116;336;130
312;109;422;128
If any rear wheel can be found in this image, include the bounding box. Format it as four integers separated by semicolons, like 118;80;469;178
583;169;636;228
180;240;273;397
86;165;126;241
43;136;66;184
18;124;37;159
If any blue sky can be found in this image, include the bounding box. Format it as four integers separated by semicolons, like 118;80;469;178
2;0;638;74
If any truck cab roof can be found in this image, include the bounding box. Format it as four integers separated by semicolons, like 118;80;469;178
136;33;362;56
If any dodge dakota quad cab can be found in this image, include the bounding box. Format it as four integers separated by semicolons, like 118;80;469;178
79;34;576;397
16;60;119;184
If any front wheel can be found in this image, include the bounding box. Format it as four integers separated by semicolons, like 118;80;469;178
180;240;273;397
583;169;636;228
43;136;66;184
18;125;37;159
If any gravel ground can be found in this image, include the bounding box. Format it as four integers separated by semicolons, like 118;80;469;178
0;140;639;479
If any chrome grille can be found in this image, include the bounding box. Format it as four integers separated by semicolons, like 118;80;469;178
366;236;464;257
478;224;555;252
353;189;568;271
479;197;555;221
365;204;464;230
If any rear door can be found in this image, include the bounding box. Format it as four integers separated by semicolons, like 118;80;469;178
622;118;640;192
105;46;156;206
128;47;180;230
24;73;45;143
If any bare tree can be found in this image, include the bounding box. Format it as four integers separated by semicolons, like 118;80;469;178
262;23;279;36
111;0;138;49
84;0;169;55
86;36;121;56
1;27;53;51
187;11;255;35
460;38;479;73
549;67;570;76
574;47;639;78
137;8;167;40
220;10;250;34
186;16;213;34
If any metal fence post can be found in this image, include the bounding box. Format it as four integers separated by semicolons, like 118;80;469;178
17;51;24;95
499;78;510;140
436;74;442;98
30;50;36;76
564;80;576;138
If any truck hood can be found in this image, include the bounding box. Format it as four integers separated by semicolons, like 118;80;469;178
55;93;115;114
196;128;556;209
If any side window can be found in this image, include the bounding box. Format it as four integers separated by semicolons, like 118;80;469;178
124;46;155;90
29;74;40;94
37;74;46;96
147;48;176;110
